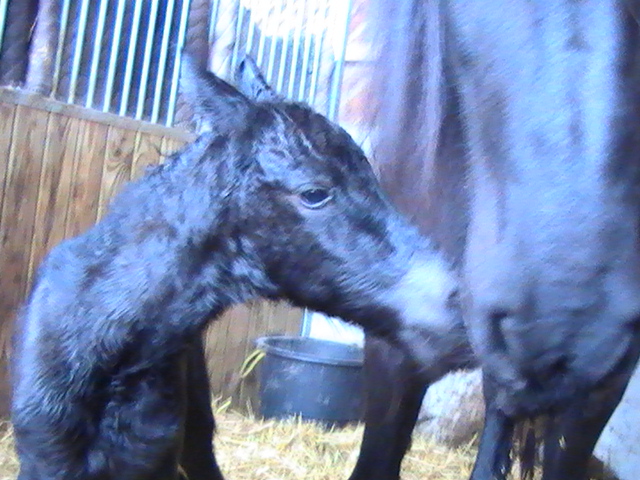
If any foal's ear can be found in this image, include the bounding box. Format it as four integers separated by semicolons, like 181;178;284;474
180;56;253;131
235;56;282;102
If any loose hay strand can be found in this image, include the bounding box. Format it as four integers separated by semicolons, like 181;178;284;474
239;348;265;379
0;422;18;480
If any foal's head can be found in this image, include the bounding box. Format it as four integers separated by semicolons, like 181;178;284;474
180;58;469;377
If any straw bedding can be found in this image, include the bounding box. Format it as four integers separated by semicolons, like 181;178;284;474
0;404;477;480
209;406;478;480
0;404;609;480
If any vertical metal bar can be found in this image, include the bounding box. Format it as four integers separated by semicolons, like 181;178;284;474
300;309;312;337
297;0;317;101
327;0;352;120
245;0;258;55
207;0;222;71
0;0;10;55
68;0;91;103
51;0;72;98
103;0;127;111
85;0;109;108
275;0;291;93
119;0;144;116
135;0;161;120
286;0;306;98
255;1;269;66
166;0;192;126
151;0;177;123
309;0;328;106
208;0;221;48
265;0;284;84
230;0;247;77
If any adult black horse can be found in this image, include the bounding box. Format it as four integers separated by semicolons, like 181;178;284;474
350;1;640;480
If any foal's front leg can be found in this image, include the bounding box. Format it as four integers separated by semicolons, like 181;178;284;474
349;336;429;480
469;374;514;480
180;337;226;480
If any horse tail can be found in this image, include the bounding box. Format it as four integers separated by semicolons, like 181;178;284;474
369;0;444;197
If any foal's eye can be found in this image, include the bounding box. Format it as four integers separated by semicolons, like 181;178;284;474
299;188;332;208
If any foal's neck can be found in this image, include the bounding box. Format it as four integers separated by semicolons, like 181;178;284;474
96;137;277;341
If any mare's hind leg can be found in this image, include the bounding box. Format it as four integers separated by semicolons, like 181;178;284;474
180;336;225;480
469;374;514;480
349;336;429;480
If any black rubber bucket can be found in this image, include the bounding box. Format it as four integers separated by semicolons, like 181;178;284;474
255;335;364;428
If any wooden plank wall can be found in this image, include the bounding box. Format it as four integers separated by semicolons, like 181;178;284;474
0;88;301;417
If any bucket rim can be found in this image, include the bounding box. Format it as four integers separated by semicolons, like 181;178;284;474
255;335;363;367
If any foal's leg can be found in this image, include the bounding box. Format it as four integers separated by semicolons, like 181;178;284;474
348;336;429;480
469;375;514;480
180;337;225;480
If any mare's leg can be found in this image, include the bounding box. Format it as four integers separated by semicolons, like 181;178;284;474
469;374;514;480
348;336;429;480
541;339;640;480
180;336;225;480
541;371;636;479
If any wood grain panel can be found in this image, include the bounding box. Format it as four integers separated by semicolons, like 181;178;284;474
28;114;82;281
205;304;252;401
0;105;49;353
64;121;108;238
161;137;186;163
0;103;17;229
203;314;233;400
132;132;165;180
97;126;135;219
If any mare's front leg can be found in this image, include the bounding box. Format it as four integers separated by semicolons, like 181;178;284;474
348;336;429;480
469;374;514;480
541;351;640;480
180;336;225;480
